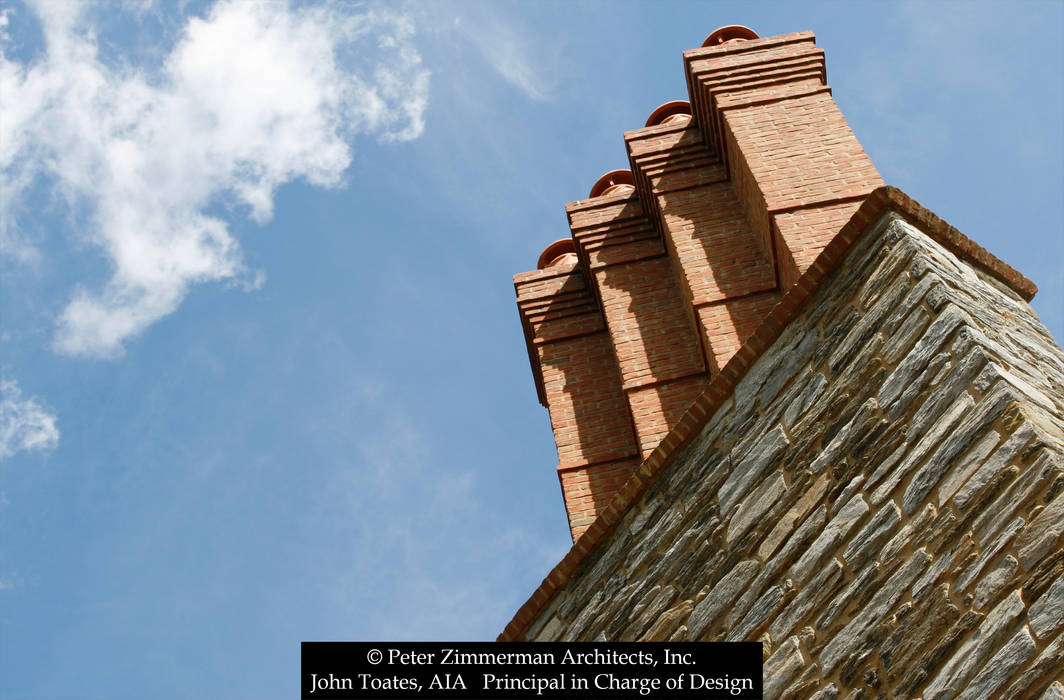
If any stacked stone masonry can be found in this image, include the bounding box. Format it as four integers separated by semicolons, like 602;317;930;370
512;211;1064;699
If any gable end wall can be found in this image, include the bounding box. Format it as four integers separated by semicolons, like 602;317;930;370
518;211;1064;699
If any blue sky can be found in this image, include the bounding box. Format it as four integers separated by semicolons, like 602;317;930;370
1;1;1061;698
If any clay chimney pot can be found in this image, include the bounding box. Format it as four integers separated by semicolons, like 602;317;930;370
702;25;759;47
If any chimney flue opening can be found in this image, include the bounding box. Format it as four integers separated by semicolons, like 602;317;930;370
645;100;693;128
536;239;578;269
589;169;635;199
702;25;759;47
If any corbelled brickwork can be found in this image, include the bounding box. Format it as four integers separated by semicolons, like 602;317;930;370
515;252;642;536
516;28;885;539
506;191;1064;698
684;30;882;290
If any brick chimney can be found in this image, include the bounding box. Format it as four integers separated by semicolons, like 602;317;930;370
516;26;883;541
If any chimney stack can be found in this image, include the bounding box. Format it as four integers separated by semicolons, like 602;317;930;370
516;27;883;541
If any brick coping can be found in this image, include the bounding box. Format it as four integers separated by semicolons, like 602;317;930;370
497;185;1037;642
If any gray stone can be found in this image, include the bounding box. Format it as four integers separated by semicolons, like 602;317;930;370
622;504;682;575
621;584;677;639
562;588;606;640
1044;682;1064;700
953;417;1037;512
922;589;1027;700
1029;572;1064;640
987;359;1059;415
954;625;1036;700
780;661;822;700
758;473;829;561
770;558;844;642
915;506;960;551
730;398;793;476
681;397;734;469
627;500;663;535
901;391;979;513
829;270;911;376
831;475;866;518
911;535;975;602
859;247;915;318
903;383;1015;515
525;593;564;641
972;555;1018;611
819;549;931;675
812;305;860;369
891;348;949;419
999;630;1064;699
592;580;644;640
763;636;805;699
880;503;936;563
892;608;984;697
730;506;826;628
532;616;565;642
937;429;1001;507
843;500;901;570
761;327;819;409
649;526;702;584
726;472;787;545
807;683;839;700
955;516;1024;594
878;303;972;409
1017;490;1064;570
928;354;955;387
667;625;688;643
880;305;931;365
907;344;990;440
782;372;828;429
573;549;625;608
686;560;759;640
734;321;808;411
866;441;908;504
871;392;972;508
718;426;790;516
972;360;1001;394
880;584;956;675
727;584;785;641
973;449;1062;546
790;494;869;585
809;398;880;474
816;559;882;634
641;599;692;642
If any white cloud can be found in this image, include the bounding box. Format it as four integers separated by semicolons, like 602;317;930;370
0;0;429;358
452;14;554;102
0;377;59;461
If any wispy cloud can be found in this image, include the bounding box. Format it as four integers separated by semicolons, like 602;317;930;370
452;13;554;102
0;376;59;461
0;0;430;358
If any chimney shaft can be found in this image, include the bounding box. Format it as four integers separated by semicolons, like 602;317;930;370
516;27;884;541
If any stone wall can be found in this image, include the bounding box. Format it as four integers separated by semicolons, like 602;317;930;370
515;209;1064;699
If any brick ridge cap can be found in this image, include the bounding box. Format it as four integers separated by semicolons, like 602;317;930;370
514;261;581;285
682;31;815;63
622;119;696;141
565;190;642;214
497;185;1037;642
